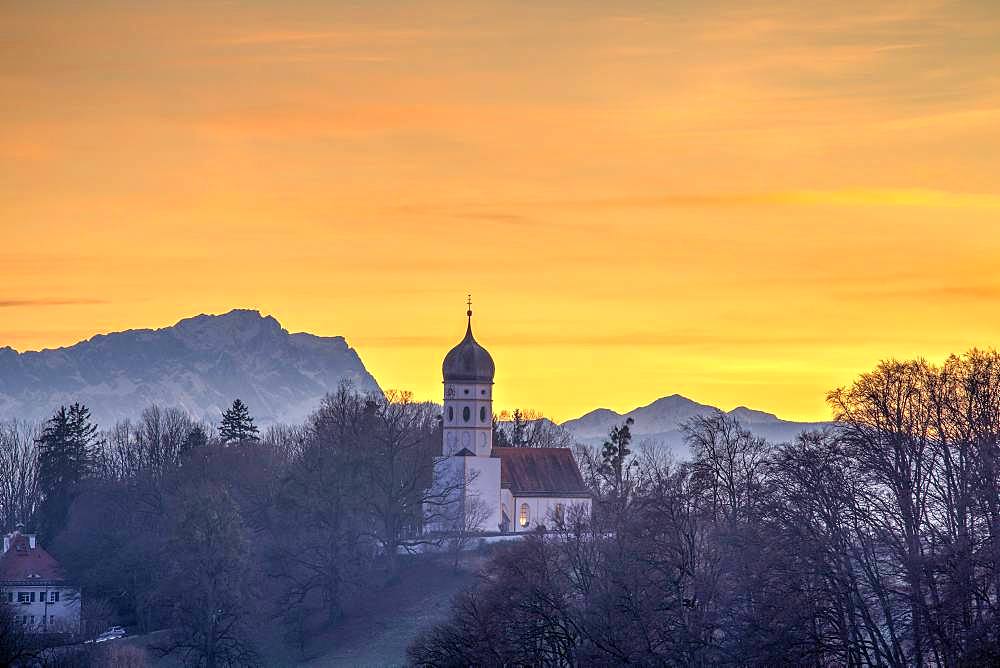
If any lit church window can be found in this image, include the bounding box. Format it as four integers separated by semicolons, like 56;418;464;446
519;503;530;527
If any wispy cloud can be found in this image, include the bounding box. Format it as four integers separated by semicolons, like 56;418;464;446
0;298;107;308
356;330;948;349
844;285;1000;301
533;189;1000;211
215;28;438;47
397;189;1000;219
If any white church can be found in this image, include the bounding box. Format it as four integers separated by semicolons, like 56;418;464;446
430;305;591;534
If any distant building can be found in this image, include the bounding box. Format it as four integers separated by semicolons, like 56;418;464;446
0;524;80;634
430;305;592;534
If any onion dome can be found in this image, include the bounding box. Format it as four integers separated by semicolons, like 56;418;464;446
442;309;495;383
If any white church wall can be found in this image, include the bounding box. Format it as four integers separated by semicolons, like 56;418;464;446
425;456;464;533
512;497;592;532
500;488;515;533
426;455;502;534
464;456;502;533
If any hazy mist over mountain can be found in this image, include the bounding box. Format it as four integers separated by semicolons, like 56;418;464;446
560;394;829;455
0;309;380;427
0;311;825;449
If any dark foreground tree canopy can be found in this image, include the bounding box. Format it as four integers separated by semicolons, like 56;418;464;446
410;350;1000;667
2;352;1000;665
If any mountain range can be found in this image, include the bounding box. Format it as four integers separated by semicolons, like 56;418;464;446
0;310;827;448
559;395;829;456
0;309;380;427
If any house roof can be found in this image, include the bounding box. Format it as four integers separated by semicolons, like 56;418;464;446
0;532;67;584
492;447;592;498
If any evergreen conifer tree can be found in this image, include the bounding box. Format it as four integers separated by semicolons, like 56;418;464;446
180;424;208;457
219;399;260;445
35;402;101;538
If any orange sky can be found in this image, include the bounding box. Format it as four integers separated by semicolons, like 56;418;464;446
2;0;1000;422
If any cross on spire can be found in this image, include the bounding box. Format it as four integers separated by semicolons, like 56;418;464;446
466;294;473;319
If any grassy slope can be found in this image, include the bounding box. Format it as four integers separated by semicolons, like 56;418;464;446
127;553;480;667
273;554;482;667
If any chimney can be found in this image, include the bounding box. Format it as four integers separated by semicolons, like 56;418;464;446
4;522;25;554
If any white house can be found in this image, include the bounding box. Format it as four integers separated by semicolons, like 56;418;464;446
0;524;80;634
430;305;592;534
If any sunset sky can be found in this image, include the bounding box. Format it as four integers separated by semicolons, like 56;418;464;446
3;0;1000;422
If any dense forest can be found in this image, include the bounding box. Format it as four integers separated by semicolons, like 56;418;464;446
3;350;1000;666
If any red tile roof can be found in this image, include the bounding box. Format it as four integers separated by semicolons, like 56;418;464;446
492;447;592;498
0;533;67;584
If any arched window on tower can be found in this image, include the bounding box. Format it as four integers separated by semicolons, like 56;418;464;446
462;406;471;422
480;406;487;422
447;406;454;422
519;503;530;528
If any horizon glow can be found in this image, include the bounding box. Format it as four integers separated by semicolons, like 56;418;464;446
2;0;1000;422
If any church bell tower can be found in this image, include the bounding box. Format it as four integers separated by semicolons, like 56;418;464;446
441;298;494;457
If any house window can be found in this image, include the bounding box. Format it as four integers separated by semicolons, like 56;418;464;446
17;592;31;604
462;407;470;422
554;503;565;524
480;406;486;422
50;591;59;603
519;503;530;527
3;592;11;602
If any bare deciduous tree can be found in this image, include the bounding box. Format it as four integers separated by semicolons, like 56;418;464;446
0;419;39;532
444;494;491;570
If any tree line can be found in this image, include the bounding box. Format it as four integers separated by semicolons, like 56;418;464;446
0;386;477;666
410;350;1000;666
6;350;999;665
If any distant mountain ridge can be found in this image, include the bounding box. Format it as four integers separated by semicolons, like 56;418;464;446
0;310;380;427
0;312;825;450
561;394;829;455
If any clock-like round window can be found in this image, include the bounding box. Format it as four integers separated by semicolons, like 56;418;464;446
462;406;471;422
